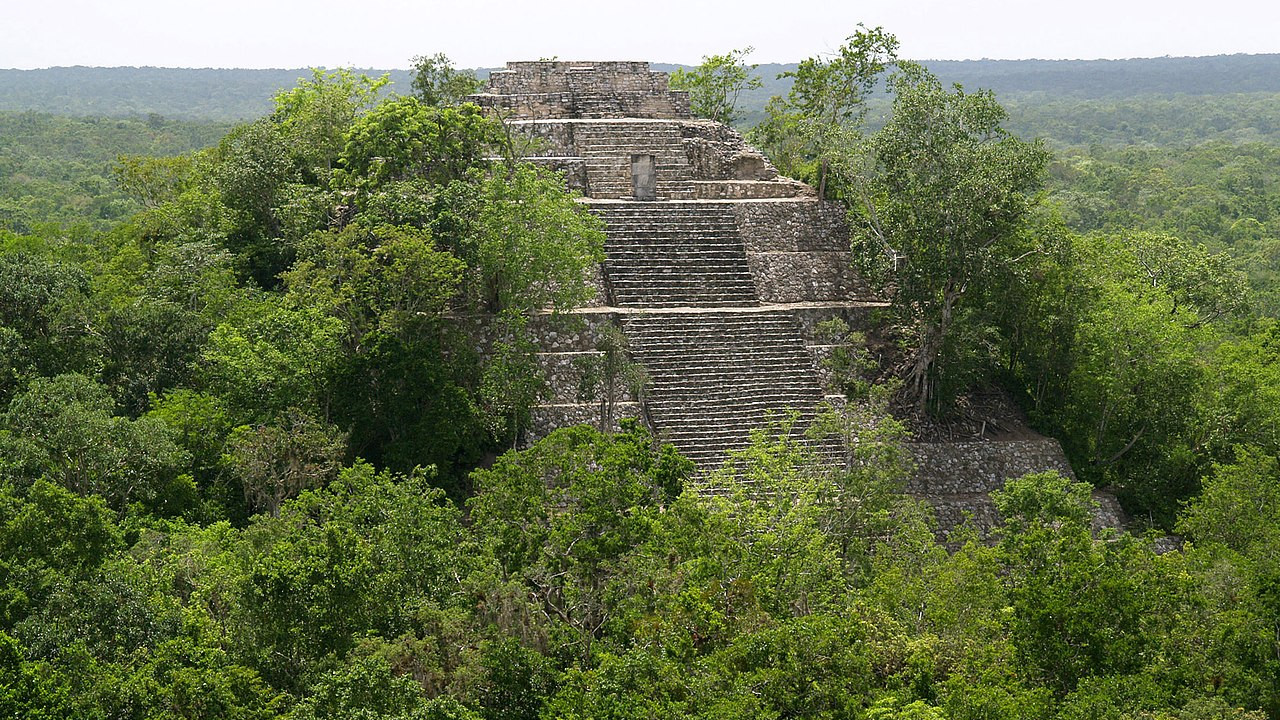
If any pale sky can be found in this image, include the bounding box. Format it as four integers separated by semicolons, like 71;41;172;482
2;0;1277;70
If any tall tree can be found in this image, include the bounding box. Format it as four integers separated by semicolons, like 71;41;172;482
754;25;898;197
410;53;482;107
335;97;499;193
669;47;762;126
851;62;1051;412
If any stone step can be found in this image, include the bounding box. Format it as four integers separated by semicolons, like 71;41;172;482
654;414;825;428
608;269;755;280
647;384;821;397
608;259;752;269
580;143;685;151
628;340;806;351
612;284;756;293
606;236;741;244
611;283;757;293
607;255;748;265
595;207;740;215
606;228;742;237
646;371;820;384
668;428;839;443
625;315;802;328
639;352;807;364
609;249;745;258
647;366;816;377
606;241;745;250
615;299;760;309
602;213;737;220
613;293;756;301
640;365;813;378
580;145;684;152
606;247;746;256
630;335;808;348
608;272;755;282
657;426;823;443
621;304;830;470
624;311;799;323
610;278;758;290
610;273;756;283
625;322;804;337
612;292;759;304
604;225;739;234
646;368;818;381
626;322;804;334
649;395;822;409
606;236;742;246
654;400;823;413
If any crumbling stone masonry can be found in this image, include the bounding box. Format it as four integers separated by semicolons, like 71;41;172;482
471;61;1122;534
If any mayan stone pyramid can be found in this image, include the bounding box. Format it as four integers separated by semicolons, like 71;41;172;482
470;61;1124;533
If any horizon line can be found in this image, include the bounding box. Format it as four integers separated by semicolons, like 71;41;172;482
3;51;1279;73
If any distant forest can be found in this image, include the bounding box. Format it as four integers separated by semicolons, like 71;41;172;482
0;67;415;121
6;54;1280;137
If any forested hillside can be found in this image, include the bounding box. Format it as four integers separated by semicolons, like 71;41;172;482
0;43;1278;719
0;67;417;121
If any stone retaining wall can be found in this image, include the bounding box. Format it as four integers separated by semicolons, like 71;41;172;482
511;121;576;156
528;312;623;353
747;250;867;303
907;438;1076;495
491;61;669;94
907;439;1127;536
731;200;850;253
689;180;808;200
537;350;641;405
529;401;645;439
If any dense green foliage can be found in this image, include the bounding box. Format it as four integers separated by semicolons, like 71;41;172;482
409;53;483;107
0;414;1275;717
0;111;230;233
1047;142;1280;312
849;62;1052;410
0;67;604;510
749;33;1280;536
1;44;1278;719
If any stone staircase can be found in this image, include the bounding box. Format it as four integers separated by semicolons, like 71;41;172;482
622;310;834;469
584;197;842;469
573;121;693;199
593;202;757;307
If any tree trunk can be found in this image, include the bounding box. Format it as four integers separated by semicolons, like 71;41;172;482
905;284;959;413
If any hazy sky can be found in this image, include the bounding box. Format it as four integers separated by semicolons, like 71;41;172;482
3;0;1278;69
